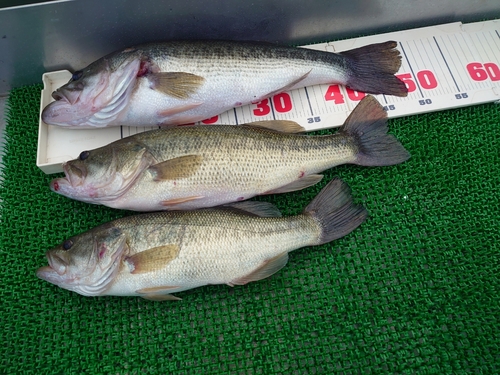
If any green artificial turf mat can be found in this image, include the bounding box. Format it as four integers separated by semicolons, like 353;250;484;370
1;84;499;374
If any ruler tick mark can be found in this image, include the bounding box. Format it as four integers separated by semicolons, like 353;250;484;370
304;87;314;116
269;98;276;120
233;108;239;125
433;36;461;92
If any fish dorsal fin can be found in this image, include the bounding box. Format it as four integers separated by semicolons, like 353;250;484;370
149;155;203;181
245;120;305;133
124;244;180;274
263;174;323;195
223;201;282;217
229;252;289;286
149;72;205;99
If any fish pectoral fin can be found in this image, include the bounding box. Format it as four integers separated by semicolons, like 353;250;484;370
263;174;324;195
160;196;205;207
124;244;180;274
222;201;282;218
149;72;205;99
244;120;305;133
229;252;289;286
149;155;203;181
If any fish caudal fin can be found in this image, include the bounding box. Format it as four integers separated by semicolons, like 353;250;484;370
304;178;367;245
341;95;410;166
340;41;408;97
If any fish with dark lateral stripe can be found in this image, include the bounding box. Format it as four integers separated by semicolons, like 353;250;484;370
38;178;367;301
42;40;407;128
50;95;410;211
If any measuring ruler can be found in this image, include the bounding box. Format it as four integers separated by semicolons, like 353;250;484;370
39;19;500;173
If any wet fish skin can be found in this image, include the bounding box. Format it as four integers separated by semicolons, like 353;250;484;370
37;178;367;300
49;95;410;211
41;40;407;128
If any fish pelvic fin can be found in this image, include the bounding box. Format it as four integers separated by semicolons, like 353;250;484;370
228;252;289;286
136;286;182;301
340;41;408;97
340;95;410;166
160;196;205;207
149;72;205;99
304;177;367;245
141;294;182;301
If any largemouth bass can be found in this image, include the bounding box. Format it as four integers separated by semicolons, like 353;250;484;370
41;40;407;128
37;178;367;300
50;95;410;211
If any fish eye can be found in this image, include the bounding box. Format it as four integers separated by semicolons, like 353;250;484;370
62;239;74;251
79;150;90;160
72;70;83;81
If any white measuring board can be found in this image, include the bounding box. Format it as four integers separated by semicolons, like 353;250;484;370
38;19;500;173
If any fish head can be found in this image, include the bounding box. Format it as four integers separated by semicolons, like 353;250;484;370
50;140;154;206
41;49;142;128
50;141;153;204
36;226;127;296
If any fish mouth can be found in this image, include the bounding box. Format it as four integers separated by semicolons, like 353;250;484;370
50;163;90;200
36;265;62;284
41;99;92;127
51;91;67;102
36;263;79;293
63;162;86;187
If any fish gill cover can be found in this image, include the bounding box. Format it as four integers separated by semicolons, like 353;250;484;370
0;84;499;374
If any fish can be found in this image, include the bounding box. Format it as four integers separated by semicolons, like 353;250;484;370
37;177;367;300
41;40;407;128
49;95;410;211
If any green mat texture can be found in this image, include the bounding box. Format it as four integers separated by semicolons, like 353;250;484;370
1;84;499;374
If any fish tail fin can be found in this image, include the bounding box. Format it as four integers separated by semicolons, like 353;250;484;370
340;95;410;166
340;41;408;97
304;178;367;245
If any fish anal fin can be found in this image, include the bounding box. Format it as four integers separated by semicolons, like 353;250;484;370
149;72;205;99
263;174;323;195
222;201;282;217
160;196;204;207
245;120;305;133
229;252;289;286
149;155;203;181
264;69;312;98
125;244;180;274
